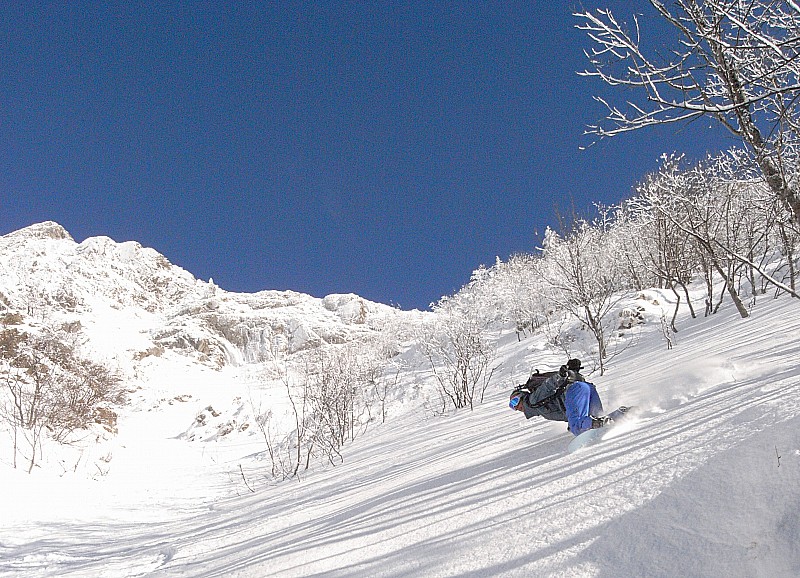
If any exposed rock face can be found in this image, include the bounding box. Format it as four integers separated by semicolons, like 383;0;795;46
0;222;408;369
9;221;74;241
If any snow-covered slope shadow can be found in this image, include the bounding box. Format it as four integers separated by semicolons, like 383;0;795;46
577;414;800;578
3;220;800;578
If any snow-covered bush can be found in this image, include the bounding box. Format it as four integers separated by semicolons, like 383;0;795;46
417;292;497;412
254;335;395;480
0;325;122;472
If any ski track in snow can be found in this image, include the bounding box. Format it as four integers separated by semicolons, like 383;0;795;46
2;289;800;576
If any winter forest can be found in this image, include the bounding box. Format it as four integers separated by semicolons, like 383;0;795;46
3;3;800;577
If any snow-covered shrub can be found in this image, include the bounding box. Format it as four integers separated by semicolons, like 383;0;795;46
0;325;122;472
417;292;497;412
618;306;645;329
254;335;393;480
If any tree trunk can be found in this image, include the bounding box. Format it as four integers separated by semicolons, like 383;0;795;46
712;261;750;318
714;42;800;226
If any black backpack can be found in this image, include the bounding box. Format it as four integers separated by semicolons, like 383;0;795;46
510;369;565;410
522;369;559;391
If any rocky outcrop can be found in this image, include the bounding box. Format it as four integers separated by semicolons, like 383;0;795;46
1;221;408;370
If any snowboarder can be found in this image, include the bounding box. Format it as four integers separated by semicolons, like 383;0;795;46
509;358;625;436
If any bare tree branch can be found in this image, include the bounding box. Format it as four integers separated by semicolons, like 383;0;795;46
577;1;800;223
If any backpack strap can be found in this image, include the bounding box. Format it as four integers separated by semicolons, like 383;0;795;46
528;379;568;410
523;369;559;390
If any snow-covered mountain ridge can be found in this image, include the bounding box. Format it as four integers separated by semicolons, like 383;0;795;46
0;221;408;368
0;221;422;478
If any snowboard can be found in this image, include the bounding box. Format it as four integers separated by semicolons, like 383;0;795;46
567;406;636;454
567;427;606;453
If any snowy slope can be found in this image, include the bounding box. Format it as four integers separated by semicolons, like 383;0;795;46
1;223;800;577
0;222;418;478
161;294;798;578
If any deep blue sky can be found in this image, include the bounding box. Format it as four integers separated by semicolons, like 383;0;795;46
1;2;733;310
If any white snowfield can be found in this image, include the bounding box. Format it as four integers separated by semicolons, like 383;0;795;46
1;223;799;577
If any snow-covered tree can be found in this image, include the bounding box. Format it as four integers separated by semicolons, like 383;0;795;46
0;326;122;472
634;153;800;317
418;292;497;411
538;220;630;374
578;1;800;225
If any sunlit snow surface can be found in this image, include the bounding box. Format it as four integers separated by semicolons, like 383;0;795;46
1;227;799;577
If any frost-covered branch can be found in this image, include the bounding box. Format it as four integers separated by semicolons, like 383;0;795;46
577;0;800;224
